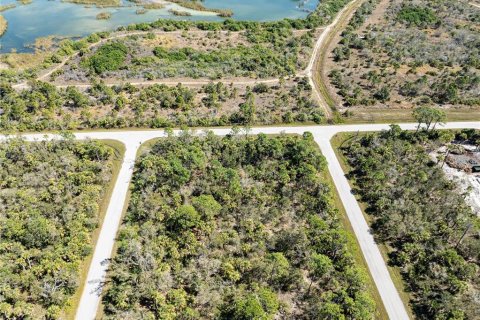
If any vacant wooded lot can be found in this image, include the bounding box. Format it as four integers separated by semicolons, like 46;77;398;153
0;139;116;318
102;133;376;319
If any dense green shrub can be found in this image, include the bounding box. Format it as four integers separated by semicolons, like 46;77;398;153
396;5;439;28
87;42;128;74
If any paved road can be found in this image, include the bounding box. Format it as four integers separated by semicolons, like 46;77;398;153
6;121;479;319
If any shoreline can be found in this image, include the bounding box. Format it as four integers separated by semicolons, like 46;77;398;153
0;15;7;37
146;0;227;17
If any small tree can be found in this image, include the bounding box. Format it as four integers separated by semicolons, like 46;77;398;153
413;106;446;131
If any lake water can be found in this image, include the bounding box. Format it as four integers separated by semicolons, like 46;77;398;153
0;0;319;53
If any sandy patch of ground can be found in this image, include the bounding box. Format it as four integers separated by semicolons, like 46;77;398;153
433;145;480;216
443;165;480;216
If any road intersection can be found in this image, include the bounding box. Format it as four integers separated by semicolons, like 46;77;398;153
5;0;477;317
3;121;479;319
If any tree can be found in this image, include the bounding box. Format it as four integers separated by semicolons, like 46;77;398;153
65;86;89;108
238;92;256;125
220;288;279;320
307;253;334;295
413;106;446;131
168;205;201;232
192;195;222;220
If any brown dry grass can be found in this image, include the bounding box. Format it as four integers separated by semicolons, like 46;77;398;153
141;34;176;48
1;52;49;70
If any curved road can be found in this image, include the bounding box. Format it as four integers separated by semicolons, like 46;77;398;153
12;0;363;118
5;121;480;319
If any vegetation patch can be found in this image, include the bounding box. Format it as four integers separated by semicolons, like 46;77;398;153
96;11;112;19
0;3;16;12
150;44;298;78
62;0;121;7
168;9;191;16
0;15;7;37
65;28;316;81
102;133;376;319
142;2;164;9
168;0;233;17
0;78;324;131
340;126;480;319
396;5;439;28
85;42;128;74
0;138;116;319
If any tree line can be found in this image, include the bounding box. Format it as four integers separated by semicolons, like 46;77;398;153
0;78;323;132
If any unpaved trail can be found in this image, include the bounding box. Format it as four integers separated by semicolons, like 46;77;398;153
11;0;363;119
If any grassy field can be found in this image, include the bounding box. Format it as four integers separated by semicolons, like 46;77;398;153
344;107;480;124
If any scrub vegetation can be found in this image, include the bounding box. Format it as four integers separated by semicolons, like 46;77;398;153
340;126;480;319
96;11;112;20
102;133;376;319
327;0;480;109
0;78;324;131
2;0;351;83
56;28;317;82
0;4;17;12
0;138;116;319
63;0;121;7
168;0;233;17
83;42;128;74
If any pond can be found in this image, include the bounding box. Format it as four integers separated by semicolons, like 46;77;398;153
0;0;319;53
